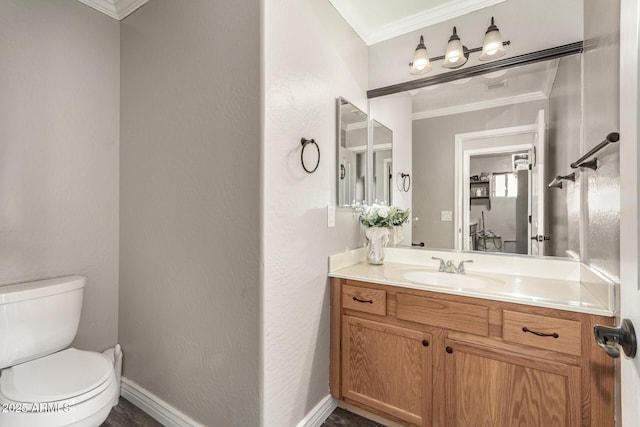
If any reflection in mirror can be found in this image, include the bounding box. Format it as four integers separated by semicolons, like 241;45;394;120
372;120;393;205
400;53;582;258
337;98;367;206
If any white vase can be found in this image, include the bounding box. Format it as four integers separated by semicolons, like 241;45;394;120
389;225;404;246
365;227;390;265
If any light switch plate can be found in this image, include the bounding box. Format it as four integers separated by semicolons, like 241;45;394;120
441;210;453;222
328;205;336;227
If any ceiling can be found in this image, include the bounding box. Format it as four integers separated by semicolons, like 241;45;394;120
328;0;508;45
76;0;148;20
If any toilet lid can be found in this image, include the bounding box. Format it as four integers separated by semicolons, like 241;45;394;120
0;348;112;403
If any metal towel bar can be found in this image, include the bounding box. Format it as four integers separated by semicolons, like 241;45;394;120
570;132;620;169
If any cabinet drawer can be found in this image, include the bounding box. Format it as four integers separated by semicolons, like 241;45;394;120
396;293;489;336
503;310;582;356
343;284;386;316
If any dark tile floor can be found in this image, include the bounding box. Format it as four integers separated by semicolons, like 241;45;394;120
102;398;384;427
101;398;162;427
322;407;386;427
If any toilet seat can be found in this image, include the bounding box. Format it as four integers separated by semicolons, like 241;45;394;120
0;348;112;406
0;348;117;427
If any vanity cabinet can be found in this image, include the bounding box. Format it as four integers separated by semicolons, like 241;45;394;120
330;279;615;427
443;337;581;426
342;316;431;425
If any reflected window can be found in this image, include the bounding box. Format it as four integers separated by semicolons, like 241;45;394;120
492;172;518;197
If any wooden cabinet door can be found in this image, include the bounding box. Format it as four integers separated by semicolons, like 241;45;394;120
342;315;432;426
443;338;581;427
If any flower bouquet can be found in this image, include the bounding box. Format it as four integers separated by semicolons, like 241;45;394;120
359;205;411;264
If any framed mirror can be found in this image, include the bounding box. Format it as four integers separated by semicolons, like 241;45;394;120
372;120;393;205
336;97;368;207
371;51;582;258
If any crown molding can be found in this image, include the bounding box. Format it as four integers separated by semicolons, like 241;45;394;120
331;0;507;46
412;91;548;120
76;0;149;20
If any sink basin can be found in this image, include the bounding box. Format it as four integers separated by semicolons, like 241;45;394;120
400;270;490;289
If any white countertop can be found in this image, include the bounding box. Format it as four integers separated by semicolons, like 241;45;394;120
329;248;615;317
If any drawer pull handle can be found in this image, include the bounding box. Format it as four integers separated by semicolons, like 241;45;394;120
353;296;373;304
522;327;559;338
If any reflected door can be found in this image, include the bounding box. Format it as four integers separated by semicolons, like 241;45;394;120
530;109;547;256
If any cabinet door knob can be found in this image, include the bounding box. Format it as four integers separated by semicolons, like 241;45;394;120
422;340;429;347
446;346;453;354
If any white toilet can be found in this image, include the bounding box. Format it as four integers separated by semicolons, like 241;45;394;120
0;276;118;427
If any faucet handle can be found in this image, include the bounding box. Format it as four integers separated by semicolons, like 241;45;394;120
457;260;474;274
432;257;446;272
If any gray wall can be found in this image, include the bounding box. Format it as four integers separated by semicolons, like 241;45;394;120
261;0;368;423
412;100;547;249
119;1;260;425
548;55;582;257
582;0;620;281
0;0;120;351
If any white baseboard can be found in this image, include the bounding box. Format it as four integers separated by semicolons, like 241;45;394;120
120;377;204;427
296;395;338;427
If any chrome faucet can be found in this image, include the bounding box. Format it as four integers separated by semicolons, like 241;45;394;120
432;257;473;274
456;260;473;274
432;257;447;272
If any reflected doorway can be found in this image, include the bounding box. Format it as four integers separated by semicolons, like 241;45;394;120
454;110;547;255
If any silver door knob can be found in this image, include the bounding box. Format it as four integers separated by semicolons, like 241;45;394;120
594;319;637;358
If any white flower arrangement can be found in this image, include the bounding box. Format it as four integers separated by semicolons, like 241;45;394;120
359;204;411;228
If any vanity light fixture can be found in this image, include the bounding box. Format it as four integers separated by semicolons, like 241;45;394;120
409;35;432;75
479;17;507;60
408;17;510;74
442;27;468;68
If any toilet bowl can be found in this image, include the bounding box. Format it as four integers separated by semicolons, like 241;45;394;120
0;276;118;427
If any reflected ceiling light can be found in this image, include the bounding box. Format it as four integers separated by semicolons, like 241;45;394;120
479;17;507;61
442;27;468;69
409;36;432;75
408;17;510;75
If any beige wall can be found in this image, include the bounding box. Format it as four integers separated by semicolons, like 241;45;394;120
119;1;260;425
0;0;120;351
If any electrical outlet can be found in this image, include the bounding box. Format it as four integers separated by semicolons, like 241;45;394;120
441;211;453;222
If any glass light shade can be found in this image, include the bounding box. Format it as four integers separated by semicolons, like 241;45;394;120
442;38;467;68
479;18;507;61
410;36;432;74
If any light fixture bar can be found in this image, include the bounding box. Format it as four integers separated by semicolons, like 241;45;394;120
428;40;510;62
376;41;584;99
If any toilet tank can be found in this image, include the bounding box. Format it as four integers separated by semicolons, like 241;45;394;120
0;275;85;369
